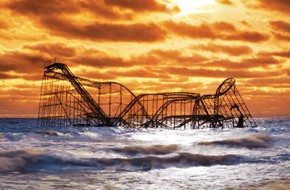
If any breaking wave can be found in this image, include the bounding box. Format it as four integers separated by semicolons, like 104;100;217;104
0;149;46;173
198;134;272;149
106;144;178;156
0;149;240;173
34;130;59;136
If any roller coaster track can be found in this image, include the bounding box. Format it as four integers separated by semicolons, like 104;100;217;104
38;60;257;128
45;63;111;126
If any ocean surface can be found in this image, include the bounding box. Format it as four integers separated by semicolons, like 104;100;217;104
0;118;290;190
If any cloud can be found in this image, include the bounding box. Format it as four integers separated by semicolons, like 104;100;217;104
0;21;8;29
128;49;207;67
270;21;290;41
104;0;170;12
5;0;166;42
0;73;19;79
257;0;290;15
194;43;253;56
24;43;76;58
216;0;233;5
213;21;237;31
259;51;290;58
36;16;167;42
241;55;281;66
164;67;283;78
164;21;216;39
107;68;170;79
270;21;290;34
5;0;167;42
272;33;290;41
69;56;128;68
164;21;270;42
223;31;270;42
246;77;290;88
0;51;46;74
5;0;129;20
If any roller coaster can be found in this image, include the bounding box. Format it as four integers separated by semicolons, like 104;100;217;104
38;59;257;128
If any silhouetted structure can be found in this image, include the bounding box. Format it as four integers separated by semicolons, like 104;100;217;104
38;59;257;128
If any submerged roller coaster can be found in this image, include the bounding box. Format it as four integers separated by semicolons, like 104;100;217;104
38;59;257;128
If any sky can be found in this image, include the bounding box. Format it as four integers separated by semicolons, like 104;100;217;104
0;0;289;118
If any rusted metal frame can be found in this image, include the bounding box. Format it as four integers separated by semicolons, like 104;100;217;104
220;90;240;127
55;93;73;126
232;86;257;127
57;63;111;126
197;96;221;127
114;93;151;126
217;94;232;119
150;97;196;128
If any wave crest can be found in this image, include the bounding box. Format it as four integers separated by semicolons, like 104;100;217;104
107;144;178;155
198;134;272;149
0;149;46;173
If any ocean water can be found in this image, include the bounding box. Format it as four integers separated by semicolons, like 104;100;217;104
0;118;290;190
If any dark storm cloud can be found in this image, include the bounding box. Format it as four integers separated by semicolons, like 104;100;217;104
164;21;270;42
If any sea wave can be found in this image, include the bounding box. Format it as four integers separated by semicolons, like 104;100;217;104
55;153;240;171
198;134;272;149
34;130;60;136
0;149;46;173
0;148;240;173
105;144;178;156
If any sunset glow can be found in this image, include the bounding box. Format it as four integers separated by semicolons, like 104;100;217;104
0;0;289;118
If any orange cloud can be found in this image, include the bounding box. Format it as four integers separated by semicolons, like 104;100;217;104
257;0;290;15
36;16;167;42
164;67;283;78
270;21;290;34
164;21;270;42
216;0;233;5
6;0;129;20
259;51;290;58
104;0;170;12
0;51;45;75
270;20;290;41
69;56;128;68
24;43;76;58
0;73;19;79
194;43;253;56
